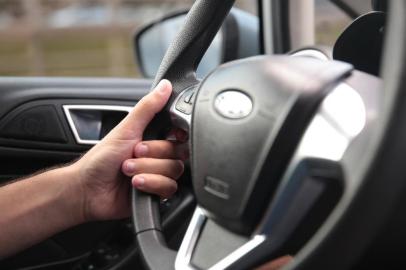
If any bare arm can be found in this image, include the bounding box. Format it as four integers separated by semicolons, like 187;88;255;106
0;166;83;258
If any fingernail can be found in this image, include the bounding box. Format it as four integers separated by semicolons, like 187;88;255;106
125;161;135;173
156;80;170;95
133;176;145;188
136;143;148;157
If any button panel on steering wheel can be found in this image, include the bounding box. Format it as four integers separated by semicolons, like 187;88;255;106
176;88;197;115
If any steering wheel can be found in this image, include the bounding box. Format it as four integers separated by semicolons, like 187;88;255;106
132;1;406;269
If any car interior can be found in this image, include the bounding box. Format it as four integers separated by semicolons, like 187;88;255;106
2;0;406;269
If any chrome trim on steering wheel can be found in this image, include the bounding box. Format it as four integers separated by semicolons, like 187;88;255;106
175;207;265;270
210;235;266;270
175;208;206;270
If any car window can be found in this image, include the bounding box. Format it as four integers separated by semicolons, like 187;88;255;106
315;0;354;47
333;0;373;16
0;0;256;78
236;0;257;15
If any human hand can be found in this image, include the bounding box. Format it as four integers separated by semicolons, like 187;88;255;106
70;80;185;222
121;135;187;199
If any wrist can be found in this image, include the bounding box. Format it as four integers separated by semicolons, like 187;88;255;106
56;164;87;225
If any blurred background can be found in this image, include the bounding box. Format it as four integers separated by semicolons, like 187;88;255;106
0;0;350;78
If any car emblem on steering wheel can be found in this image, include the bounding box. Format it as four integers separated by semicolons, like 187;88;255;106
214;90;253;119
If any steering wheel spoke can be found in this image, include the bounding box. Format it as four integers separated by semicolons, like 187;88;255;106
173;71;382;270
175;207;265;270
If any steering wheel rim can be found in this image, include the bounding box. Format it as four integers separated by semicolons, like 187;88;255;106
132;1;406;269
290;2;406;269
132;1;236;269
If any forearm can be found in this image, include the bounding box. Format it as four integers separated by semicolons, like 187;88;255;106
0;165;84;258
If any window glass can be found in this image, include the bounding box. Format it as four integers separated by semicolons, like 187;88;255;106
0;0;256;78
0;0;193;78
236;0;257;15
315;0;353;47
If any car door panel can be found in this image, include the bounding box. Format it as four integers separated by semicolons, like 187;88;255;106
0;77;152;269
0;77;151;181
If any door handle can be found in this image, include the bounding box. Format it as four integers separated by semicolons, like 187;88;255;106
63;105;133;145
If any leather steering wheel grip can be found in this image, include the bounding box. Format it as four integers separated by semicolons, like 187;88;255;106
142;0;236;139
152;0;236;92
132;1;236;269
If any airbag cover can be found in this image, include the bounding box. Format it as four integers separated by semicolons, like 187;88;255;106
191;55;352;234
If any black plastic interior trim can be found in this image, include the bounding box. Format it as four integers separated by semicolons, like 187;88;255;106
0;77;151;121
271;0;291;53
0;99;135;152
372;0;388;12
222;12;240;62
258;0;265;54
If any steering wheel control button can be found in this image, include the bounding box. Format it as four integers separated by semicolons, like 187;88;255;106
184;91;195;104
176;88;196;115
214;91;253;119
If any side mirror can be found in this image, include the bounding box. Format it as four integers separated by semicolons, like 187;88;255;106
134;8;259;79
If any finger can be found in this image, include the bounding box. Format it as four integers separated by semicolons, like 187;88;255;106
108;80;172;140
132;174;178;199
122;158;184;179
134;141;188;160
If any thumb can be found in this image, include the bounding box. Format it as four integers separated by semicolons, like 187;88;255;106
108;80;172;140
